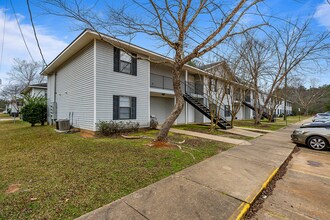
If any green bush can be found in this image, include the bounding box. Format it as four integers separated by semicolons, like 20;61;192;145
96;120;140;136
21;95;47;126
150;116;158;129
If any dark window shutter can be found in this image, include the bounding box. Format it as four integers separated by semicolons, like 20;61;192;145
114;47;120;72
131;53;137;76
131;97;136;119
113;95;119;120
215;79;218;91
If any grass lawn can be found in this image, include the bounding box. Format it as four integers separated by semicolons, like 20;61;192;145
0;113;10;119
0;121;233;220
172;124;254;140
233;115;312;131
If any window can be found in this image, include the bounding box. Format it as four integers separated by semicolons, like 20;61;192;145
114;47;137;75
120;51;132;74
224;105;230;117
209;78;217;91
113;95;137;120
225;86;231;95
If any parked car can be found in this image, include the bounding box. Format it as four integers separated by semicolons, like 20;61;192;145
301;121;330;128
291;124;330;150
312;113;330;122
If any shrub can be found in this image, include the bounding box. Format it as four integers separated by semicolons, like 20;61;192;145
96;120;140;136
150;116;158;129
21;95;47;126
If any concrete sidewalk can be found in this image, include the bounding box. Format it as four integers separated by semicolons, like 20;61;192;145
219;127;262;138
77;121;308;220
235;126;275;133
169;128;251;145
0;118;18;121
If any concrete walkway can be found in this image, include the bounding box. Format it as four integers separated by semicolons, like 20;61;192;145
169;128;251;145
235;126;275;133
219;127;262;138
0;118;18;121
77;120;308;220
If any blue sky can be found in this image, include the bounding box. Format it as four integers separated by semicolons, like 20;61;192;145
0;0;329;87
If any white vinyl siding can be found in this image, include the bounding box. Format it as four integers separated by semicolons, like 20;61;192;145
52;42;94;130
31;88;46;97
95;40;150;127
150;96;174;124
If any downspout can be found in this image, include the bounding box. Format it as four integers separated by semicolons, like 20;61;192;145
54;72;57;103
53;72;57;125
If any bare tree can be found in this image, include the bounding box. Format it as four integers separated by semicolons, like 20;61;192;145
258;18;330;122
0;84;22;107
40;0;265;141
220;54;248;126
290;78;327;115
199;63;227;132
266;90;282;122
7;58;44;88
236;34;275;124
238;18;330;124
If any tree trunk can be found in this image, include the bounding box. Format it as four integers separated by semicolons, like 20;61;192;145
156;69;184;141
253;91;261;125
231;116;235;127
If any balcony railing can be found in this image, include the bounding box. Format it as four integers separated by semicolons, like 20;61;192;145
150;73;173;90
150;73;203;95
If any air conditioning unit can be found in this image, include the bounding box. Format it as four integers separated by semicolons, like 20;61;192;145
56;119;70;131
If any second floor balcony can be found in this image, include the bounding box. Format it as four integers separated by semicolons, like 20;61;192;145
150;73;204;95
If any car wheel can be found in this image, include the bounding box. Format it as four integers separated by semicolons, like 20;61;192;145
307;136;328;150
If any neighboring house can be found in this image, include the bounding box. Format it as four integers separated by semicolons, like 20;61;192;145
41;29;289;132
6;99;23;116
21;83;47;97
276;100;293;116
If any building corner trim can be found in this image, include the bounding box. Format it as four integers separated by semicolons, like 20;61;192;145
93;39;97;131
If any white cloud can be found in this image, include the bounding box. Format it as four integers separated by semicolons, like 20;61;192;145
0;8;68;85
314;1;330;29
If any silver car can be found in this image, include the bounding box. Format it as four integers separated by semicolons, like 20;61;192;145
291;123;330;150
312;113;330;122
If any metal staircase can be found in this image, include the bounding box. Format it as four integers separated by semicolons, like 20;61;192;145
242;101;272;120
182;81;232;130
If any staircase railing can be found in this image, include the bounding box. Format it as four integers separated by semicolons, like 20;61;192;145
242;101;270;119
150;73;231;125
182;80;229;123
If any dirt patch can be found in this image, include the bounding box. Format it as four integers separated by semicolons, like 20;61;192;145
5;183;21;194
80;132;95;138
148;141;177;148
244;147;300;219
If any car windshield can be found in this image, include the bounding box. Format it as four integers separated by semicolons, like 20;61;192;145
317;113;330;117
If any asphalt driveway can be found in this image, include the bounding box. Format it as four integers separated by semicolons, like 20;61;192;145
252;147;330;220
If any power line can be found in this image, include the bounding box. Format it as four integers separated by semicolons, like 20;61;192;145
26;0;47;67
9;0;35;62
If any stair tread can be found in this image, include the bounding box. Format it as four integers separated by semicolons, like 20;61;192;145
184;94;232;129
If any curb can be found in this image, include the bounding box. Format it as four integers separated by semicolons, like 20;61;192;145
230;168;279;220
233;147;296;220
